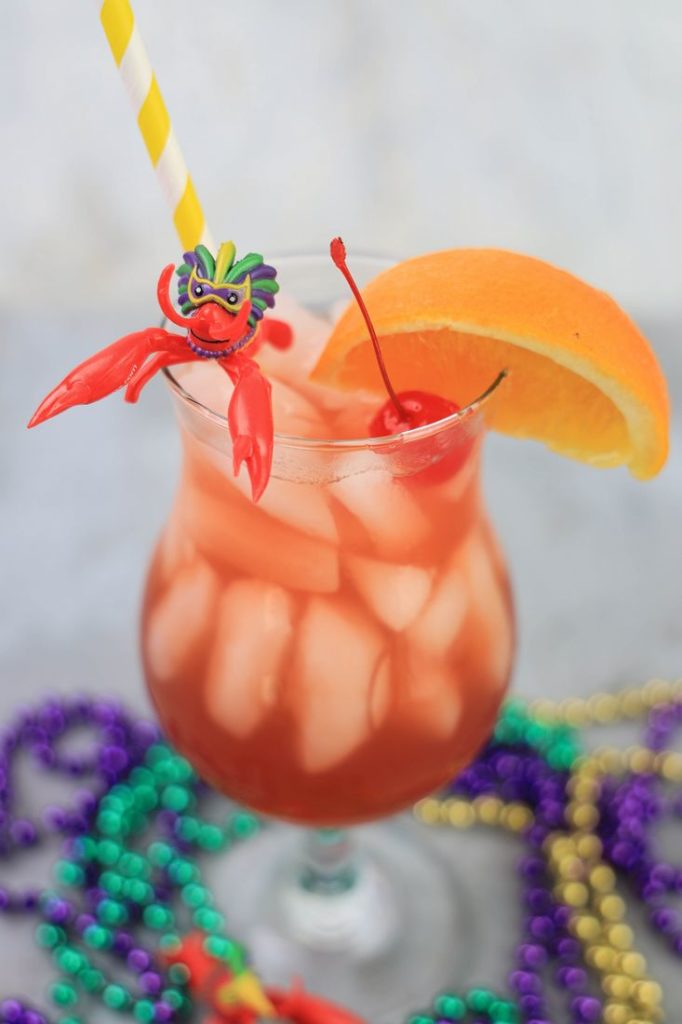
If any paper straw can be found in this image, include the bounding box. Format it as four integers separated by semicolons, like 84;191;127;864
99;0;214;252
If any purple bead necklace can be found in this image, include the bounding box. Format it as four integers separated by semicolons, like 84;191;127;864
1;690;681;1023
0;696;158;912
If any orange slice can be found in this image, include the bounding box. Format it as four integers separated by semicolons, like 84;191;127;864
312;249;669;478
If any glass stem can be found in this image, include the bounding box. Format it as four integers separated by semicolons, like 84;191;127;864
299;828;358;895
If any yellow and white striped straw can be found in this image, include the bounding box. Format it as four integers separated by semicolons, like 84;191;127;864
99;0;214;252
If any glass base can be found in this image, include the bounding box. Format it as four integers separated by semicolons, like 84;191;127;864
204;815;477;1022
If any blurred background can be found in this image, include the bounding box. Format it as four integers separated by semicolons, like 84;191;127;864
2;0;680;703
1;0;681;1005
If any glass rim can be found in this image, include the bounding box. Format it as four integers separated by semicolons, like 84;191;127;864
161;249;507;452
163;365;506;453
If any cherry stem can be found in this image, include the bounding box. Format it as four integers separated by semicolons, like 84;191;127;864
330;237;408;422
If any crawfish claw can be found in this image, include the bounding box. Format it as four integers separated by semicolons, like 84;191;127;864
226;358;274;503
261;317;293;351
28;328;187;429
28;378;93;428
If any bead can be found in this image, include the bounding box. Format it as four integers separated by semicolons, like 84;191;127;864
589;864;616;892
230;810;260;838
659;751;682;782
83;924;112;950
133;1002;156;1024
596;894;626;921
97;839;123;866
118;852;147;878
474;795;504;825
197;823;224;851
139;972;162;996
50;983;78;1008
414;797;441;824
0;1002;24;1023
602;974;633;1000
570;995;601;1021
556;855;584;881
6;689;682;1024
181;882;210;908
143;904;174;930
586;945;618;972
80;968;105;993
147;842;174;867
605;923;634;949
97;898;128;927
643;678;674;704
618;951;647;978
632;979;663;1007
193;906;225;932
160;989;184;1011
588;694;620;723
446;800;476;828
490;1001;519;1023
100;871;124;897
433;993;466;1019
161;784;190;812
204;934;233;959
102;984;131;1011
500;803;533;832
54;861;84;887
174;815;200;842
466;988;495;1013
558;882;589;908
573;913;602;942
567;802;600;831
602;1003;631;1024
36;923;63;948
167;858;197;886
626;747;656;774
122;879;152;904
55;948;85;975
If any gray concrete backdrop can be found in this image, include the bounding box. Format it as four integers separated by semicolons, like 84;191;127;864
1;1;681;1015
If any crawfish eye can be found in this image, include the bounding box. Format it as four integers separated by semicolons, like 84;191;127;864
193;284;204;297
227;293;238;305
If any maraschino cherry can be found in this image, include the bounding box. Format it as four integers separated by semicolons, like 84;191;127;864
330;237;460;436
330;237;474;481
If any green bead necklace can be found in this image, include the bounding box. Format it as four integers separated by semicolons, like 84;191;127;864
37;742;260;1024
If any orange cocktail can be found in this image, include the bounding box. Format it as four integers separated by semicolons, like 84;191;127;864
141;261;514;826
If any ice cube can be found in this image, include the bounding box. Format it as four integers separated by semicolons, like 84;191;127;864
328;392;384;440
205;579;296;737
407;559;469;658
329;471;429;558
292;597;387;772
174;361;233;416
229;470;339;545
145;560;219;683
433;451;479;504
461;529;513;686
404;663;462;739
269;377;330;438
180;485;340;594
258;294;331;386
155;502;195;585
346;554;433;631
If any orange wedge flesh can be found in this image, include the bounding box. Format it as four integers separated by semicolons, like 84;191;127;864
312;249;669;478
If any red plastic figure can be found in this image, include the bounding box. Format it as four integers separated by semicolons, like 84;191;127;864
162;931;367;1024
28;242;292;501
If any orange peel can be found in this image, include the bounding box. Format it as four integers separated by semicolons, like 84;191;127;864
312;249;669;478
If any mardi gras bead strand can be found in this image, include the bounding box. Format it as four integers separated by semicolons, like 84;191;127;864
37;742;260;1023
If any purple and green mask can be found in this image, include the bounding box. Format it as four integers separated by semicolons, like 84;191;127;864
176;242;280;329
